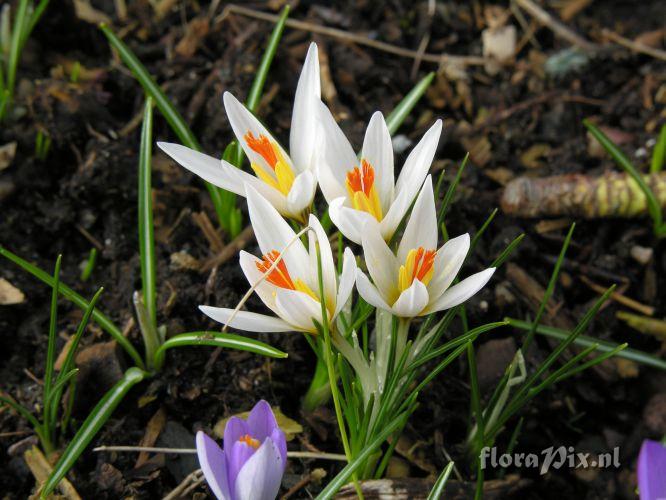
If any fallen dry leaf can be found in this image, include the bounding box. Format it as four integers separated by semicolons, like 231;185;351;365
0;278;25;305
0;142;17;171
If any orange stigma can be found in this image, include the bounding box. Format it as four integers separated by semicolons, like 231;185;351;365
346;159;375;197
256;250;295;289
255;250;319;300
345;160;383;220
244;132;278;169
398;247;436;292
238;434;260;449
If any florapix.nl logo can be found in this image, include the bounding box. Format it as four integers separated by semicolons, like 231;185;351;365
480;446;620;475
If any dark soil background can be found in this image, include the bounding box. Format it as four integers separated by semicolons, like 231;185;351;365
1;1;665;498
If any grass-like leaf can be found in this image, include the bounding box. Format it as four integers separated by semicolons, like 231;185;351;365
0;246;145;369
138;98;157;328
40;367;147;498
584;119;665;236
385;72;434;135
48;287;104;431
315;409;412;500
651;123;666;173
152;331;287;369
506;318;666;370
427;462;455;500
99;24;228;229
42;255;61;436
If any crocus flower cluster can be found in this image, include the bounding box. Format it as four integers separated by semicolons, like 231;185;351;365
166;43;498;497
637;439;666;500
196;400;287;500
160;42;495;331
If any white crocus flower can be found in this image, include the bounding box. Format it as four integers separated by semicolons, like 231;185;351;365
157;43;321;222
316;106;442;244
355;175;495;318
200;185;356;334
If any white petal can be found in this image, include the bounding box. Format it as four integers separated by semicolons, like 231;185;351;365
246;184;310;280
286;170;316;215
157;142;288;215
329;197;378;245
391;280;429;317
199;306;293;332
234;438;284;500
355;270;391;311
238;250;279;313
223;92;294;174
427;233;471;300
334;247;357;319
397;175;437;263
425;268;495;314
381;120;442;239
290;43;320;173
395;119;442;195
274;289;322;332
361;111;394;211
361;224;399;302
307;214;337;307
316;101;357;202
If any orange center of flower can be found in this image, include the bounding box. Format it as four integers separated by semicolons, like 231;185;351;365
255;250;318;300
244;132;295;196
398;247;436;292
238;434;260;449
345;159;383;220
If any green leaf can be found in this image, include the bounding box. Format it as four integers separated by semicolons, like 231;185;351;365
0;246;145;370
522;223;575;351
138;97;157;329
506;318;666;370
490;233;525;268
385;72;434;135
99;24;228;229
44;368;79;417
246;6;289;114
651;123;666;173
42;255;62;433
6;0;29;102
438;153;469;228
49;287;104;431
153;331;287;369
584;119;664;234
315;410;412;500
40;367;147;498
427;462;455;500
0;395;41;430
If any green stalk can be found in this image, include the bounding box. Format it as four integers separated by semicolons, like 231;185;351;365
138;97;157;328
314;241;361;498
99;24;227;229
40;368;147;498
0;246;145;369
5;0;28;109
427;462;455;500
385;72;434;135
42;255;61;443
152;331;287;369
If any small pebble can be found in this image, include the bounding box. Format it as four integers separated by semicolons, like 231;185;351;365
630;245;653;265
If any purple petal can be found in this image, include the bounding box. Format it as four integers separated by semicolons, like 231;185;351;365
224;416;249;451
638;439;666;500
196;431;231;500
270;427;287;470
234;438;284;500
247;400;279;442
227;440;256;493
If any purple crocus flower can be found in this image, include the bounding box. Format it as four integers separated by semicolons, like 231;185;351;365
638;439;666;500
196;400;287;500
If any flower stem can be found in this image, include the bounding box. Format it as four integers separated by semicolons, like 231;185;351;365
314;241;364;500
